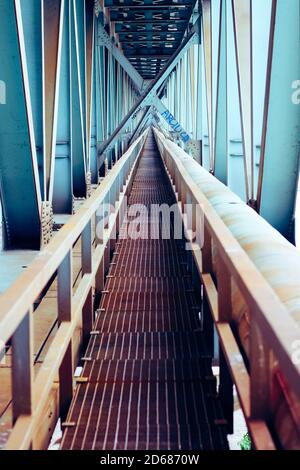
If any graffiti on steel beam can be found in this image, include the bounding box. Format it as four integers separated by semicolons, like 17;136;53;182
161;110;191;143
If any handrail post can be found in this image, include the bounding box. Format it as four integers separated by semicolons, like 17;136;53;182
57;251;73;420
175;168;180;202
82;221;92;275
12;309;33;424
83;289;94;348
185;191;193;273
179;177;187;212
217;254;234;434
202;224;213;273
109;181;117;253
95;209;105;294
57;251;72;321
82;220;94;346
116;170;126;237
250;320;272;420
104;194;111;275
202;224;214;354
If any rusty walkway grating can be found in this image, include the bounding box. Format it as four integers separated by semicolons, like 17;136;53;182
61;132;229;450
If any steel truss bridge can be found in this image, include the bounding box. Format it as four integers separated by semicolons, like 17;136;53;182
0;0;300;451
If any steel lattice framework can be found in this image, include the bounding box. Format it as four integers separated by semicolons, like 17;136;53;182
0;0;300;452
105;0;196;79
0;0;299;244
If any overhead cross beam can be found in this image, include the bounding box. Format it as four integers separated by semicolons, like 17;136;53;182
105;1;194;7
115;21;188;33
97;20;200;157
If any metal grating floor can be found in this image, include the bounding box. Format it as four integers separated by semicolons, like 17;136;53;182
61;132;229;450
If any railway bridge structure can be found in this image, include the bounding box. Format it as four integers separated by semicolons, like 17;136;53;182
0;0;300;451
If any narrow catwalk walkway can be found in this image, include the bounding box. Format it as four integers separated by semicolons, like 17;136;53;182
61;132;229;450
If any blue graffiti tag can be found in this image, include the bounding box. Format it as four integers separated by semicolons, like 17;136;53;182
161;110;190;143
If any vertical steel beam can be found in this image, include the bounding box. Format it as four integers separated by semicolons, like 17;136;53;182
232;0;254;202
226;0;245;199
52;0;73;214
257;0;300;243
90;33;98;184
195;42;203;164
74;0;87;152
70;0;87;197
96;39;107;174
20;0;44;198
189;47;195;138
0;0;41;249
85;0;95;172
185;51;192;135
214;0;228;184
43;0;64;201
202;0;214;171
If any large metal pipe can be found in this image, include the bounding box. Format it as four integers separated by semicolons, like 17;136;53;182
165;137;300;341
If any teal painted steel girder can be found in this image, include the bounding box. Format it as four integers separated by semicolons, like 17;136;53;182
0;1;41;249
257;0;300;243
20;0;44;200
70;0;87;198
90;33;98;185
214;0;228;185
52;1;73;214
